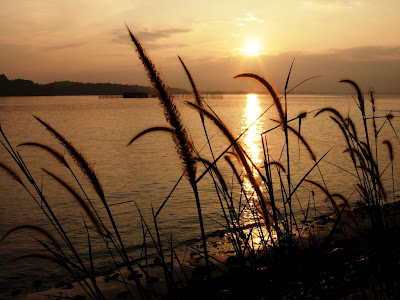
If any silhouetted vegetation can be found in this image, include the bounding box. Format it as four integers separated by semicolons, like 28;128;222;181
0;74;187;97
1;28;400;299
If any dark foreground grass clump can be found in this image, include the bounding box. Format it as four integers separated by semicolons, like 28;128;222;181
168;225;400;299
1;27;400;299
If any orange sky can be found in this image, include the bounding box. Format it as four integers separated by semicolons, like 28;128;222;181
1;0;399;93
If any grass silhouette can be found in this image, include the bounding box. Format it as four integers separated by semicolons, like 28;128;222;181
0;29;400;299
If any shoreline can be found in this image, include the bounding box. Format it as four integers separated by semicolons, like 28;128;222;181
16;211;351;299
6;201;400;299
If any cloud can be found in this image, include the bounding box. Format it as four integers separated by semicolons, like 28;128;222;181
136;28;192;41
44;42;86;51
159;45;400;94
271;45;400;93
305;0;361;7
3;40;399;94
274;45;400;63
112;28;191;44
235;12;264;24
235;12;264;27
327;46;400;61
135;42;189;51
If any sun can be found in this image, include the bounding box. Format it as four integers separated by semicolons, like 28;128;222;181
243;39;260;56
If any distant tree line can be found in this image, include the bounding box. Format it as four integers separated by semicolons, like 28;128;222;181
0;74;188;97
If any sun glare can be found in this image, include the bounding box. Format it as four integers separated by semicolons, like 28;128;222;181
243;94;262;165
242;93;263;192
243;39;260;56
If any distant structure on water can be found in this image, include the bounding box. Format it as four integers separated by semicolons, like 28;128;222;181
98;95;123;99
99;92;152;98
99;92;224;99
173;92;223;100
122;92;152;98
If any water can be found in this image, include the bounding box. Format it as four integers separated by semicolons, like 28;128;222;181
0;93;399;297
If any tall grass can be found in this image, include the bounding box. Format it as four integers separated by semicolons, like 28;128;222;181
1;29;400;299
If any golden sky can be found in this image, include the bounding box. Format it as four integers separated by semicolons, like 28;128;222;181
1;0;399;93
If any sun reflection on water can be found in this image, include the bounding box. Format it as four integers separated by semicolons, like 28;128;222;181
238;95;281;246
242;94;263;166
240;93;265;221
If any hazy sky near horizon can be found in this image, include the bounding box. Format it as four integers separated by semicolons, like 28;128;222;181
1;0;399;93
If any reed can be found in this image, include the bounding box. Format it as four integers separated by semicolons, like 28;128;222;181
383;139;394;162
0;161;25;187
33;117;146;295
271;119;316;162
1;30;400;299
125;25;210;270
18;142;68;166
1;126;112;299
127;126;174;146
177;57;241;261
186;102;274;229
234;73;285;123
10;253;64;265
42;169;103;233
34;117;107;208
195;157;229;194
1;224;61;249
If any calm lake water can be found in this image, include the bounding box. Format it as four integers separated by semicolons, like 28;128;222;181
0;93;399;297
